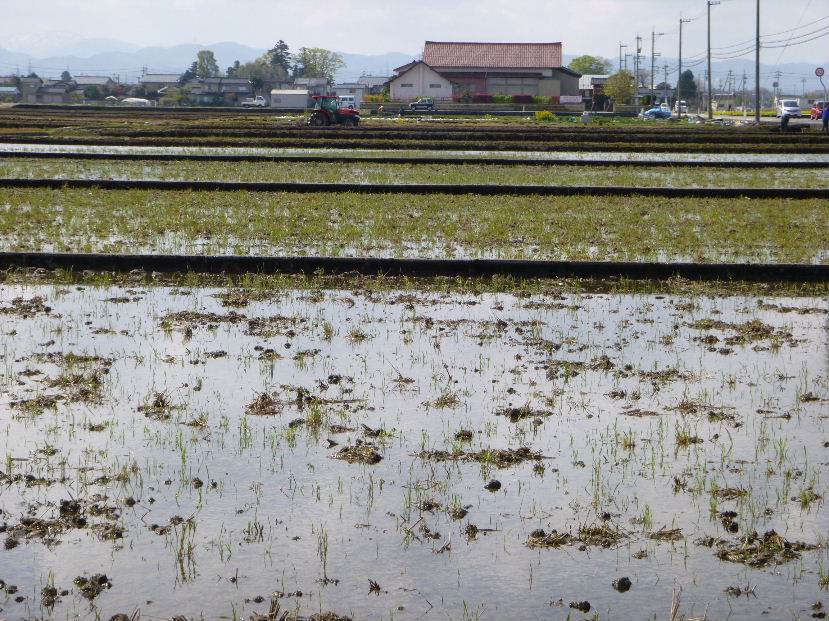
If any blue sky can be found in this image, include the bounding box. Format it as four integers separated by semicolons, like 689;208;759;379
2;0;827;65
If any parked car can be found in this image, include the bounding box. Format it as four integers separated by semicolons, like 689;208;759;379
241;95;268;108
659;103;670;112
673;100;688;113
811;101;827;120
641;106;672;119
776;99;801;118
409;97;437;111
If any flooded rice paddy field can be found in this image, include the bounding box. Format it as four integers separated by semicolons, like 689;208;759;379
4;143;829;163
2;158;828;189
0;281;827;620
2;188;827;264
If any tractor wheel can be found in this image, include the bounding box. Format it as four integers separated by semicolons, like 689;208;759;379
309;112;328;127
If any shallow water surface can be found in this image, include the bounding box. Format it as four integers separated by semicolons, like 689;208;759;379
0;284;827;620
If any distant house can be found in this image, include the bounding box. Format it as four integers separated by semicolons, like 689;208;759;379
14;77;42;103
293;77;329;96
36;83;75;104
389;61;453;101
185;77;253;105
0;86;20;101
578;74;609;98
357;75;391;95
73;76;116;90
140;73;182;94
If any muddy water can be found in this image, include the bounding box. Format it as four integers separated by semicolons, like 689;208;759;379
0;284;827;620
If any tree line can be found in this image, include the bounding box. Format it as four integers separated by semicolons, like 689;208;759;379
178;41;345;90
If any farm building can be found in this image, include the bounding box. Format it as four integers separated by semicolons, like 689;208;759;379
389;62;453;101
184;77;253;105
270;89;310;109
72;76;117;90
579;74;609;98
390;41;581;101
140;73;182;94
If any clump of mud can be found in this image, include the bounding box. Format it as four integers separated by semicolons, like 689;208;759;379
334;440;382;465
687;318;797;347
74;574;112;599
247;393;281;416
161;310;246;329
417;446;546;468
698;530;816;567
495;405;553;422
528;523;627;549
138;392;178;421
0;296;52;318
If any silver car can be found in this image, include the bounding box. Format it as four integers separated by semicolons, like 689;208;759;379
777;99;801;117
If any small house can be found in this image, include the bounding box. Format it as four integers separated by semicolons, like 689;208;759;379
389;61;453;101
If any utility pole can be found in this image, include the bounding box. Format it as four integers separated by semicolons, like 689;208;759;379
755;0;761;123
635;35;642;105
773;70;782;99
707;0;720;119
742;72;748;119
651;29;664;104
678;16;692;118
619;43;627;73
624;53;631;71
663;64;669;104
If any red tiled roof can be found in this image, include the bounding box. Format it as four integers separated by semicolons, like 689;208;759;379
423;41;563;69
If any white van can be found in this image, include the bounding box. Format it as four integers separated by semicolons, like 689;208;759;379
338;95;356;109
776;98;801;118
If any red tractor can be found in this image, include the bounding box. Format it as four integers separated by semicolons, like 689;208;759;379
307;95;361;127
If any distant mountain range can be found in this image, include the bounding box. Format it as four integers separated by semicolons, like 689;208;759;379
0;35;825;93
0;34;415;84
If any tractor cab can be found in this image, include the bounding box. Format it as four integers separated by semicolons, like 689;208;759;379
308;95;361;127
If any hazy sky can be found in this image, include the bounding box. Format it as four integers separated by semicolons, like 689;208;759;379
3;0;827;66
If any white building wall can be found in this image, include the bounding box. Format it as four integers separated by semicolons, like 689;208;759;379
390;64;453;101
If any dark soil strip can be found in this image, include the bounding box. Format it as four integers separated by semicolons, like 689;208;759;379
2;151;827;169
2;177;826;199
1;252;825;282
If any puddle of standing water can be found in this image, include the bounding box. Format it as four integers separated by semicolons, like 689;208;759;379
0;284;827;620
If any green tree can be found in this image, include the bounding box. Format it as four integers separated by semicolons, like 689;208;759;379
677;69;697;101
293;47;345;83
226;60;241;77
179;61;198;85
568;55;613;75
228;59;288;93
604;70;636;104
83;85;103;100
196;50;220;78
60;70;72;82
265;40;292;72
